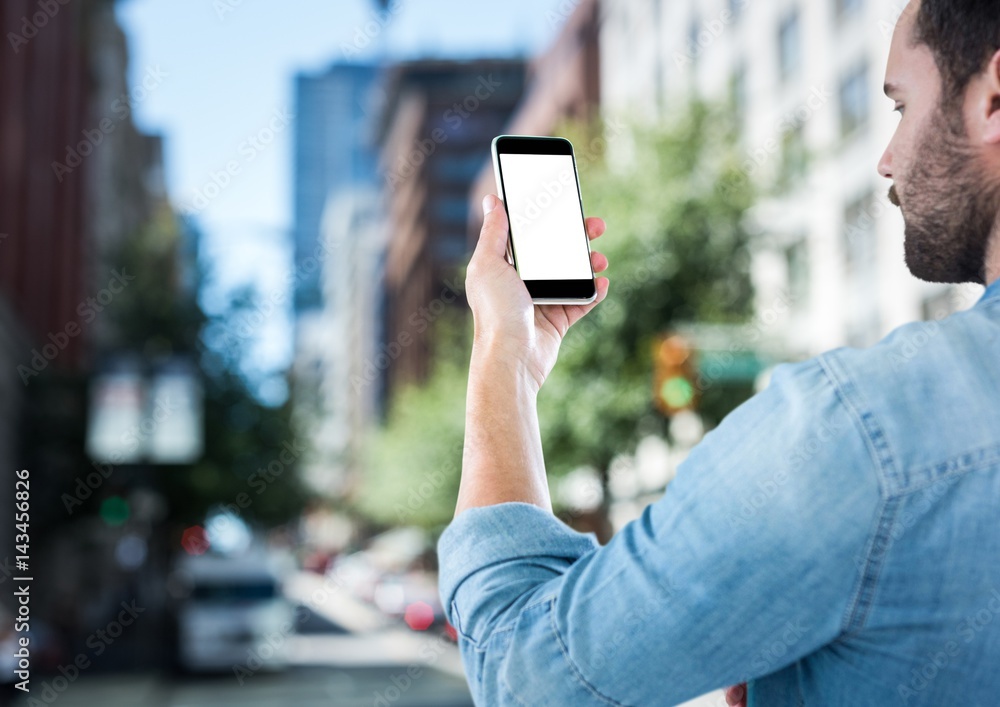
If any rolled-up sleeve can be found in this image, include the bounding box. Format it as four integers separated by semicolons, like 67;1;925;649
438;502;601;646
437;357;883;706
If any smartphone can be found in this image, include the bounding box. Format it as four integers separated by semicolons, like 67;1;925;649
491;135;597;304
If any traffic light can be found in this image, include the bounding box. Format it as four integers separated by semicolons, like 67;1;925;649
100;496;130;526
653;334;698;415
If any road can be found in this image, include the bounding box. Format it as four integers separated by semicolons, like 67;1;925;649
9;664;471;706
7;570;725;706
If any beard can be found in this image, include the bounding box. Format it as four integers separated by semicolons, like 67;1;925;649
892;104;1000;285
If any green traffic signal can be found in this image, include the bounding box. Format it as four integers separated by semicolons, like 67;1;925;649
661;376;695;410
100;496;130;526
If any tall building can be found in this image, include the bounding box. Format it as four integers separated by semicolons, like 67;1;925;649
1;0;168;495
0;0;181;672
294;58;527;498
290;62;386;497
374;58;527;398
468;0;602;243
599;0;981;357
295;187;387;497
292;63;382;314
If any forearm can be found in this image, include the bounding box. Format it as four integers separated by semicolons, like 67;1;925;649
454;336;551;516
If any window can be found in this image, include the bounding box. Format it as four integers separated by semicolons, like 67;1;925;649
839;62;870;137
784;238;809;306
843;191;877;279
432;153;485;183
731;62;747;118
687;15;701;67
780;123;807;187
778;9;801;82
843;191;880;346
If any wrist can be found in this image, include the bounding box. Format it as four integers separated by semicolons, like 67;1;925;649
470;333;541;397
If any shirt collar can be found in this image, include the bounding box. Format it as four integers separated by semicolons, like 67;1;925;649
977;276;1000;306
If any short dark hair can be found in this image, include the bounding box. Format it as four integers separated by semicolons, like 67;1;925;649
914;0;1000;101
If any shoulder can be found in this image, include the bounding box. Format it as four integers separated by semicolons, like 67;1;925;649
816;306;1000;488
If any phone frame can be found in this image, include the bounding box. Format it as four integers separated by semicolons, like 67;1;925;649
490;135;597;305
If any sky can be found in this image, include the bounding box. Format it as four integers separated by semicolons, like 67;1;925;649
116;0;574;401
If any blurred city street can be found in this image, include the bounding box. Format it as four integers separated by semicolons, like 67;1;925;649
1;0;985;703
12;569;473;707
11;666;472;707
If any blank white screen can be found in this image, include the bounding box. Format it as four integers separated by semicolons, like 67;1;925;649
499;153;592;282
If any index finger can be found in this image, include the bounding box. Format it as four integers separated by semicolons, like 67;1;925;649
586;217;606;240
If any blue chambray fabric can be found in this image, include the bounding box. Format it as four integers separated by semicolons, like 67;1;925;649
438;277;1000;706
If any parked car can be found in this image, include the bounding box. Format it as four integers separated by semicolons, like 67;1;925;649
169;548;294;673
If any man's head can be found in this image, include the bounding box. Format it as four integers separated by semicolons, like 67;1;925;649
879;0;1000;285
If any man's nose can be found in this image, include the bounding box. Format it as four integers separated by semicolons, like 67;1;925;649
877;145;893;180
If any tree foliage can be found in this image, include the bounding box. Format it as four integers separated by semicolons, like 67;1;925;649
106;207;307;527
539;101;758;490
354;308;469;529
357;99;758;533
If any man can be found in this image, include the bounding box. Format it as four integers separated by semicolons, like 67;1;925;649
436;0;1000;704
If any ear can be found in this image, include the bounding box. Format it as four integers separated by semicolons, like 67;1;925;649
982;49;1000;145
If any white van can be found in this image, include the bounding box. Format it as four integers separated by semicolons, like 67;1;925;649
171;548;294;672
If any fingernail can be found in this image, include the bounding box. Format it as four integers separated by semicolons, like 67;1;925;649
482;195;495;215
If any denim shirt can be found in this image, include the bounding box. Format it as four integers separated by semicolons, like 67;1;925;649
437;277;1000;707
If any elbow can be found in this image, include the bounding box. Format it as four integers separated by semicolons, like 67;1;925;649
447;577;551;647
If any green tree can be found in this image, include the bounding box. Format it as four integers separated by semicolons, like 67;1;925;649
353;308;470;529
358;99;758;539
538;101;758;538
105;207;306;527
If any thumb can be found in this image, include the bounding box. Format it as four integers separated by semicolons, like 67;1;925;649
476;194;510;261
